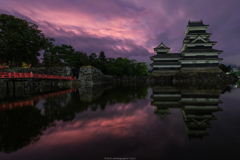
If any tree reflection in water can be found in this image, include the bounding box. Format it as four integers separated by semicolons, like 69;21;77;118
0;106;55;153
0;84;149;153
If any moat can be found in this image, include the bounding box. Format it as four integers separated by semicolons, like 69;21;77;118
0;83;239;160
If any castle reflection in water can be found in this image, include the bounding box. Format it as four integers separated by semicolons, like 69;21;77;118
151;85;224;139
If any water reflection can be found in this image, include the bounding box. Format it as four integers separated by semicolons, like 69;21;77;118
0;89;76;153
0;83;239;159
151;85;226;139
0;89;76;111
0;85;149;153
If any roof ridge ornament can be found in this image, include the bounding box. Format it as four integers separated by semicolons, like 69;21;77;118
157;42;169;48
191;35;208;43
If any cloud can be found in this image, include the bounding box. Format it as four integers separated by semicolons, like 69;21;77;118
0;0;240;65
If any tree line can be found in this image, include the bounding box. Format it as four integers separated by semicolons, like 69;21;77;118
0;14;149;76
42;46;149;76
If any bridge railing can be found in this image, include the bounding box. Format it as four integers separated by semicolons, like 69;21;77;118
0;72;76;80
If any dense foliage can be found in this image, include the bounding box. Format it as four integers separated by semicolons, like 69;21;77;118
0;14;54;67
236;71;240;77
219;63;231;73
42;47;149;76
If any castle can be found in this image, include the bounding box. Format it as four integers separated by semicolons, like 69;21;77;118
150;20;223;73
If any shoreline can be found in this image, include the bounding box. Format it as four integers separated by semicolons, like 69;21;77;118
0;66;239;87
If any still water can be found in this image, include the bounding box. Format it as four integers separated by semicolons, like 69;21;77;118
0;84;240;160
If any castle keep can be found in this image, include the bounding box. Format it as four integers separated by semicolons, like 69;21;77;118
150;20;223;73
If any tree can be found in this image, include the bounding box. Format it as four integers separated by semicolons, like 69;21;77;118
0;14;54;67
42;51;50;67
42;44;79;67
107;58;115;63
219;63;231;73
75;51;89;67
236;71;240;77
89;53;97;62
135;62;149;76
98;51;106;62
57;44;77;68
105;63;123;76
42;41;60;67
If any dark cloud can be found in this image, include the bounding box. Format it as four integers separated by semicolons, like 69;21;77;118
37;20;152;58
54;35;152;58
0;0;240;66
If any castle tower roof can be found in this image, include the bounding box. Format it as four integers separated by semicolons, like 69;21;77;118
154;42;170;54
187;20;209;27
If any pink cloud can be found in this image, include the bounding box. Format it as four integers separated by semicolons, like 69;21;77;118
0;0;240;65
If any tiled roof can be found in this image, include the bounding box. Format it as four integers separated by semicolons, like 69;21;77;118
180;58;223;61
182;49;223;53
154;42;170;49
187;20;209;27
154;46;170;49
150;62;181;65
187;33;212;35
184;40;217;44
150;53;182;58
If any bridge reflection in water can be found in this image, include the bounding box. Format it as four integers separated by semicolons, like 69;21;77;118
0;88;77;111
151;85;224;139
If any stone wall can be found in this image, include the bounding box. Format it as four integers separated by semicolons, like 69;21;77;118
173;71;238;84
1;66;238;87
180;67;223;72
77;66;238;85
78;66;105;85
110;76;148;84
147;74;175;85
1;66;72;76
78;66;148;85
0;79;80;98
0;81;79;99
148;67;238;85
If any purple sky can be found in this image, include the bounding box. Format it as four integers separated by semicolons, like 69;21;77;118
1;0;240;67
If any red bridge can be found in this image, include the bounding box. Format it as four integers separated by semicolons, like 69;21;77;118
0;72;76;80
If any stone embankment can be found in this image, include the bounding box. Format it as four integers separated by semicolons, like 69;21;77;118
78;66;105;85
147;67;238;85
173;71;237;84
78;66;148;85
146;72;175;85
0;66;238;87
